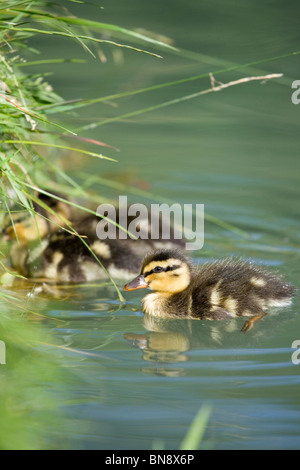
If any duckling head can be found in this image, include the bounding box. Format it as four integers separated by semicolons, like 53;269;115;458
3;193;73;243
3;215;49;243
124;249;192;294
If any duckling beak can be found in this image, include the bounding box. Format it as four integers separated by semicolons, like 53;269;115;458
124;275;149;291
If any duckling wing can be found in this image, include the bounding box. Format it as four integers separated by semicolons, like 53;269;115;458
188;281;238;319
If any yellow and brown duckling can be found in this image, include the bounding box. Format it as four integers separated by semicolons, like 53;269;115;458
3;194;184;283
8;231;144;283
124;249;297;333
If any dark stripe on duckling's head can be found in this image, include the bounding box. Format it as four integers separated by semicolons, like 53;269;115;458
143;264;181;279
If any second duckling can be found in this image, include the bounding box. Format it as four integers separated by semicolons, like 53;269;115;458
124;249;297;333
4;193;184;283
10;232;144;283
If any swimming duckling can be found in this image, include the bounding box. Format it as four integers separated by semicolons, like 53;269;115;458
4;194;184;283
124;250;297;333
28;224;183;283
19;232;143;283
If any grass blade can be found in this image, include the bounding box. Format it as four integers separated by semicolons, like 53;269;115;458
180;404;212;450
54;16;179;51
0;140;118;162
0;25;163;58
8;8;178;51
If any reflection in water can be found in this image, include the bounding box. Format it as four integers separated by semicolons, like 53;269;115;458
124;308;295;377
124;315;241;377
125;329;190;377
125;331;188;376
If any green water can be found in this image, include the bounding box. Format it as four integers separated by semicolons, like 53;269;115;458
1;0;300;450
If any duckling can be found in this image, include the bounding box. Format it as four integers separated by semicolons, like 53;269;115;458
3;194;184;283
124;249;297;333
20;232;143;283
35;222;183;283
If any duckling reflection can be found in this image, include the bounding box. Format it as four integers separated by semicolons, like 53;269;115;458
125;314;240;353
125;330;190;363
123;303;296;377
124;330;189;377
124;315;244;377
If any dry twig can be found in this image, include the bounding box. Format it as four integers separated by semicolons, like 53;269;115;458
209;72;283;92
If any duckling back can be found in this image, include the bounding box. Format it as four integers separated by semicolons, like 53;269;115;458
190;258;297;319
75;210;185;253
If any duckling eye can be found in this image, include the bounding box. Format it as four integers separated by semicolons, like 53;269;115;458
153;266;164;273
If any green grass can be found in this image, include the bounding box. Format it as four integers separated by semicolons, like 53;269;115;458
0;0;170;199
180;404;212;450
0;0;171;296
